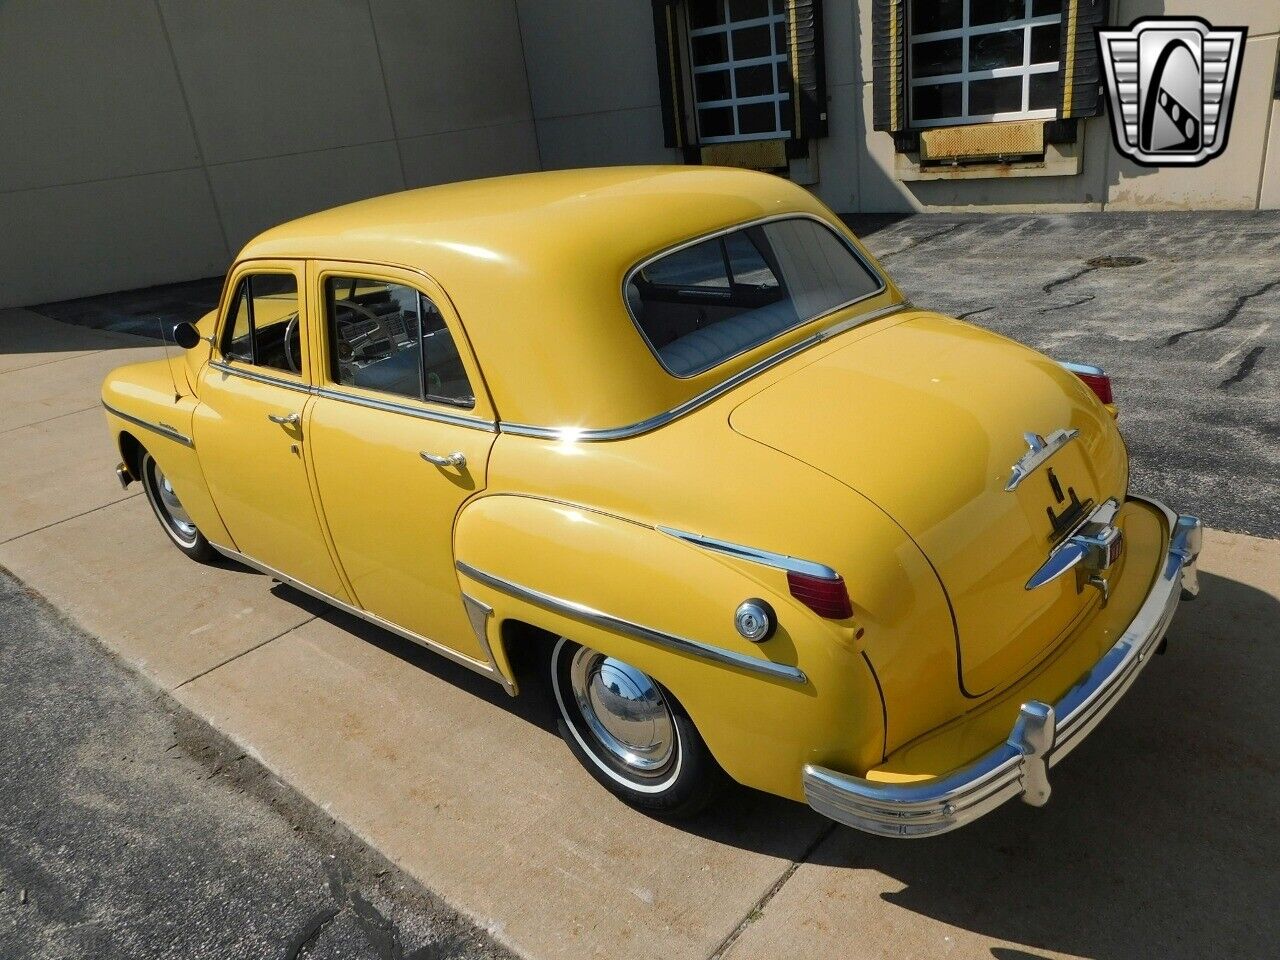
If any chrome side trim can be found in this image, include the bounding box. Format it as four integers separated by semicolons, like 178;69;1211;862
1059;360;1106;377
209;543;505;685
314;388;497;432
461;593;515;696
209;360;311;394
1005;428;1080;491
500;301;910;442
656;526;840;580
802;495;1202;838
102;401;194;448
455;561;808;685
623;213;889;380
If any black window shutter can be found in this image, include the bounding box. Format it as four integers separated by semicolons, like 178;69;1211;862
871;0;907;134
786;0;828;141
651;1;687;149
1060;0;1111;119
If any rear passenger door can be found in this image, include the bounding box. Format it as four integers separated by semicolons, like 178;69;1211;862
304;262;498;662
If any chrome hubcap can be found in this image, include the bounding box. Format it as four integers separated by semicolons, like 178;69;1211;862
568;647;675;776
149;458;197;543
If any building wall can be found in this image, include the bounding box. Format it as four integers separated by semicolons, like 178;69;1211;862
0;0;540;308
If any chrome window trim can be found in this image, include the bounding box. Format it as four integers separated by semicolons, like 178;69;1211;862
209;360;311;395
657;526;840;580
500;301;909;442
102;401;194;448
209;543;509;686
455;560;808;685
314;387;497;432
623;212;890;380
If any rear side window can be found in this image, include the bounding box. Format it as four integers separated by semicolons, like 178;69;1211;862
221;273;301;375
324;276;474;408
627;218;883;377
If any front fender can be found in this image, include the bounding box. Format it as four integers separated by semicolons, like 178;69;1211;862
453;493;884;801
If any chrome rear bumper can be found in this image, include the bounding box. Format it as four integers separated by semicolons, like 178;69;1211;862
802;496;1202;838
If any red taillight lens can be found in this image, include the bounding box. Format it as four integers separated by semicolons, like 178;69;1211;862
1074;370;1113;404
787;572;854;619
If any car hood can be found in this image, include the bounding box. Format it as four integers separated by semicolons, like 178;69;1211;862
730;312;1128;696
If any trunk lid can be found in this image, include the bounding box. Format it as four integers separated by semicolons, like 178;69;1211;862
730;312;1127;696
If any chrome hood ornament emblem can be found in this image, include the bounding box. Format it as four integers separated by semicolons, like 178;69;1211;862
1006;429;1079;491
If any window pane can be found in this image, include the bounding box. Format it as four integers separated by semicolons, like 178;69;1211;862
691;32;728;66
776;61;791;95
1029;72;1059;110
1030;24;1060;64
735;63;775;97
629;220;882;377
728;0;769;20
326;276;422;400
969;29;1024;71
230;273;300;375
774;21;787;51
969;76;1022;114
688;1;724;30
911;0;961;34
912;37;963;78
694;69;731;103
912;82;962;122
420;297;474;406
970;0;1023;26
642;236;731;288
737;101;777;135
1032;0;1062;16
223;283;253;363
698;106;734;138
732;25;771;59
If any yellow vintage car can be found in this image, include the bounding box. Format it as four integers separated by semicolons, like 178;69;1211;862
102;167;1201;837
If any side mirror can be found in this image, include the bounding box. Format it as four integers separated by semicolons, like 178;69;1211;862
172;321;202;350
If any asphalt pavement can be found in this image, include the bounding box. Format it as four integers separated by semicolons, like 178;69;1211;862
0;569;511;960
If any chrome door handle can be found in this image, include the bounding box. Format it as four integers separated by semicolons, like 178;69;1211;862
420;450;466;469
268;412;300;425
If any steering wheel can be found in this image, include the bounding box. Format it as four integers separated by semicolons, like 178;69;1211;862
283;313;302;373
332;299;400;366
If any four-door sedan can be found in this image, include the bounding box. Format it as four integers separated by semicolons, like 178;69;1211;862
103;167;1200;836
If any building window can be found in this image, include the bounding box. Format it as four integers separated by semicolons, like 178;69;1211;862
909;0;1062;129
687;0;792;143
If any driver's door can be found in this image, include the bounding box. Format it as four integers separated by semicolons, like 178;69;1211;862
192;260;350;602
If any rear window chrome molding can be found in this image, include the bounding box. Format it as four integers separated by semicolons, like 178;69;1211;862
623;212;890;381
500;300;910;442
209;360;497;432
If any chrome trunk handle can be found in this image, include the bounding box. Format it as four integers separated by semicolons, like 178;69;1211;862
421;451;466;468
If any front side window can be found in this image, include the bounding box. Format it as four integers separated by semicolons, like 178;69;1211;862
627;218;883;377
220;273;301;375
687;0;792;143
325;276;473;408
909;0;1063;128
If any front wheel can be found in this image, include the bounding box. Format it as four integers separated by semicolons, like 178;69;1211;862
139;449;214;562
550;637;726;818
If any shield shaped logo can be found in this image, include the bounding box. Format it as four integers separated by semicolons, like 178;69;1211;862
1098;18;1247;167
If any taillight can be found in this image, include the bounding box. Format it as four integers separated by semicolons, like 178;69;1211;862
1062;362;1113;404
787;571;854;619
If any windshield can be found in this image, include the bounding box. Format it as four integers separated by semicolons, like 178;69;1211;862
625;217;884;377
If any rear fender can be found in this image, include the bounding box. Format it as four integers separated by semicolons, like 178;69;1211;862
453;493;884;800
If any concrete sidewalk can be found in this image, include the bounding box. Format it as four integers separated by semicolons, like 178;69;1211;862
2;304;1278;960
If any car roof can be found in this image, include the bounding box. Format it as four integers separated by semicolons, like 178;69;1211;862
237;166;896;432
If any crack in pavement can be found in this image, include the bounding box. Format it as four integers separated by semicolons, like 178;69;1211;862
1166;278;1280;347
1219;345;1266;389
875;222;965;260
285;906;341;959
1038;295;1096;314
1042;264;1099;294
956;306;993;320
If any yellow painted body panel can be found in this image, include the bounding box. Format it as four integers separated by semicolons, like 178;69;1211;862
98;167;1169;805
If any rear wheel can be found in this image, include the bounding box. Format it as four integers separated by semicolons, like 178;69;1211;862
550;637;726;817
140;450;214;562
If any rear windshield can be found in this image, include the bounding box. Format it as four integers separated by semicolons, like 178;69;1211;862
625;218;884;377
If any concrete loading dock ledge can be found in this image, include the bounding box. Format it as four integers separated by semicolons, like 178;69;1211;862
3;211;1278;959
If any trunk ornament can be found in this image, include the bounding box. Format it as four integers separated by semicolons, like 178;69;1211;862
1026;499;1124;593
1005;428;1080;491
